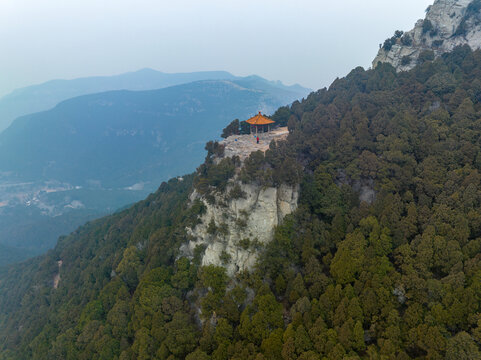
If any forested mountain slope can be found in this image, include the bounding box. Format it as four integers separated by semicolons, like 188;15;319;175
2;46;481;359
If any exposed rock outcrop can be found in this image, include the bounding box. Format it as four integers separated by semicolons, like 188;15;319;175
220;127;289;161
181;182;299;276
180;127;299;276
373;0;481;71
53;260;63;289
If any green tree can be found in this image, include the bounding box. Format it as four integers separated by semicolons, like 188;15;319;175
445;332;481;360
222;119;240;138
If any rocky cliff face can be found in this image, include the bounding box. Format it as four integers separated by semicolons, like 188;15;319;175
373;0;481;71
181;182;299;276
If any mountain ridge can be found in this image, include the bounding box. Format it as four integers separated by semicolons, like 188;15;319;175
0;69;309;133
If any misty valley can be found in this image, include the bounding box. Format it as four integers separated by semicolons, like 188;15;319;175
0;177;146;263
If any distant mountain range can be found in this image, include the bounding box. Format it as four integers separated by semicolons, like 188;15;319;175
0;76;309;188
0;71;310;266
0;69;236;132
0;69;307;133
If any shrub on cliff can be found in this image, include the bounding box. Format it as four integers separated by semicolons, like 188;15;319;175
221;119;240;138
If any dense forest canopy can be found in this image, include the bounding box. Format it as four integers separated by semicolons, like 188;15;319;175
2;45;481;359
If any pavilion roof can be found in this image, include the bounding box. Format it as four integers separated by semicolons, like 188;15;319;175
246;112;275;125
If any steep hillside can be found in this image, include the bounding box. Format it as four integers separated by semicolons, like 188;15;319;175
1;45;481;359
0;69;237;133
373;0;481;71
0;244;34;266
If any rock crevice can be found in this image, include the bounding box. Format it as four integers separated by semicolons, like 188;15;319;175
181;182;299;276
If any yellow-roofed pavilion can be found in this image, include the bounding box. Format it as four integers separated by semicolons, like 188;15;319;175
246;112;275;135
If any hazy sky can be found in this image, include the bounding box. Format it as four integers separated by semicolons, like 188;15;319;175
0;0;433;96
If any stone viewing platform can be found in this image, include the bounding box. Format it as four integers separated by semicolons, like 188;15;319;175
220;127;289;160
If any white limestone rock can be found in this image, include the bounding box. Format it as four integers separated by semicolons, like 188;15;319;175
373;0;481;71
180;182;299;277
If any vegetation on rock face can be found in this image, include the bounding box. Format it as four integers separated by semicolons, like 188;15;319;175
194;141;240;197
401;55;412;66
455;0;481;37
400;34;413;47
221;119;240;138
418;49;436;64
382;30;404;51
422;19;438;37
422;19;433;34
2;46;481;359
